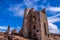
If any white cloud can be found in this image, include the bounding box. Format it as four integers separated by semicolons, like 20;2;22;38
23;0;39;10
24;0;33;7
16;26;21;32
48;13;60;23
17;26;21;30
48;13;60;34
48;13;60;19
48;18;60;23
47;7;60;12
0;26;7;30
48;22;59;33
13;9;24;17
8;4;24;17
24;0;40;7
0;26;22;32
0;26;15;32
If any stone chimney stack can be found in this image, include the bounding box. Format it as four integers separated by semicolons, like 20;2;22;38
41;8;46;13
6;25;10;34
8;25;10;32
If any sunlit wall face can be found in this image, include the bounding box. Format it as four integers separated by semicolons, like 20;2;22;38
0;0;60;34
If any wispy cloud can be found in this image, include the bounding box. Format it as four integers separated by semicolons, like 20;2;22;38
48;13;60;18
16;26;21;31
17;26;21;30
0;26;7;30
48;13;60;23
24;0;33;7
47;7;60;12
8;4;24;17
48;13;60;34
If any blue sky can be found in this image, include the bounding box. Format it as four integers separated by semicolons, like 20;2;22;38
0;0;60;34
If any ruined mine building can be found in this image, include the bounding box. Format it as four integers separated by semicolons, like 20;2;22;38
0;8;60;40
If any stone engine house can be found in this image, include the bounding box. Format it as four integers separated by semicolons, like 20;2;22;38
0;8;60;40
